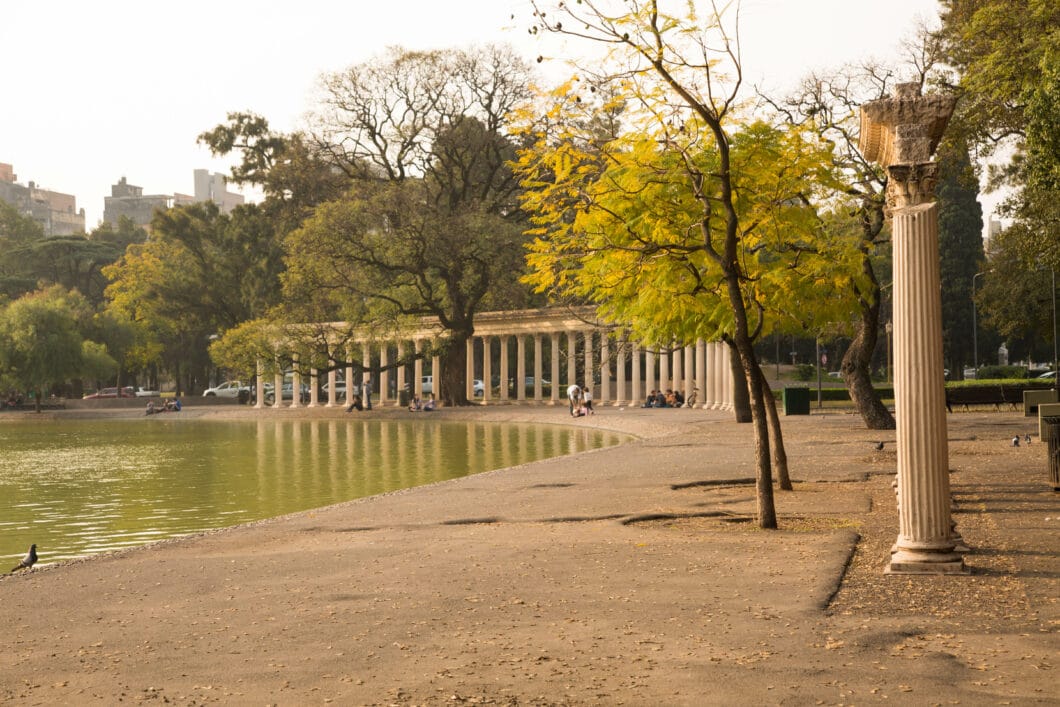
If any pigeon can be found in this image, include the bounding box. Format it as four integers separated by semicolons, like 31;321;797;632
1025;434;1032;444
1011;436;1020;447
10;544;36;572
874;441;885;451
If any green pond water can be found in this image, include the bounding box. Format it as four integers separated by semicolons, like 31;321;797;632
0;418;627;568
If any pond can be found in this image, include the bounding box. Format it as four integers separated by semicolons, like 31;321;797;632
0;418;627;568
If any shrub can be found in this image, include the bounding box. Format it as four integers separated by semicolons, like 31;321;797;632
793;364;816;381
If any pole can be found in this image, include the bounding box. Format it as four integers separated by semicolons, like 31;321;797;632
972;271;985;377
1052;269;1057;391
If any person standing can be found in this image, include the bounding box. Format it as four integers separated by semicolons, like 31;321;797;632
582;385;594;415
363;377;373;410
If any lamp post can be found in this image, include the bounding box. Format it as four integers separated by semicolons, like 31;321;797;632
972;271;987;376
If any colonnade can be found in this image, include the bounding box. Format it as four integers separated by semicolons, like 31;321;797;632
254;307;735;411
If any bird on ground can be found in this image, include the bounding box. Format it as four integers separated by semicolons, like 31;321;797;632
1011;436;1020;447
874;441;885;451
1025;434;1032;444
10;544;36;572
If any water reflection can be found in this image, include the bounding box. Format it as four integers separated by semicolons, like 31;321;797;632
0;418;626;566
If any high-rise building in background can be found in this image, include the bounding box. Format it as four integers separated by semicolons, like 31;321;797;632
0;162;86;236
104;170;244;229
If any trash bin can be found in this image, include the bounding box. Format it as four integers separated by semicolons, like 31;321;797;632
783;386;810;415
399;390;410;408
1044;415;1060;490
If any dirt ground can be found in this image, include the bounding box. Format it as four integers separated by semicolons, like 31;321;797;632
0;404;1056;705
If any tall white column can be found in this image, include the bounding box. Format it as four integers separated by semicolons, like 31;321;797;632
550;332;560;404
346;348;355;406
273;363;284;410
645;349;656;396
672;346;682;395
696;339;707;408
290;355;301;409
709;342;721;410
614;335;626;406
659;348;670;396
255;358;265;409
583;330;594;390
308;367;319;407
396;342;406;403
414;340;423;398
722;342;734;411
466;339;475;400
432;352;441;403
534;334;544;402
482;336;493;403
684;345;695;404
517;335;527;402
499;336;509;402
326;361;337;407
631;343;642;406
860;83;963;574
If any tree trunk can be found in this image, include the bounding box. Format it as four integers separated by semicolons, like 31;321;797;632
761;384;793;490
34;387;42;414
728;342;752;423
440;335;471;406
842;255;895;430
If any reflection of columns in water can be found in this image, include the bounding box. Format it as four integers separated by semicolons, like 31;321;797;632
631;343;642;405
483;422;496;473
327;420;339;488
395;420;408;487
499;336;510;402
550;332;561;403
482;336;493;403
695;340;706;408
517;335;527;402
309;420;321;496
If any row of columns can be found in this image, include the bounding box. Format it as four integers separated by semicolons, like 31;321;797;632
255;334;735;410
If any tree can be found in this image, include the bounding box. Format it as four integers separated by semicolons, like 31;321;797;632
0;286;106;411
523;1;863;526
0;201;45;298
275;45;535;406
936;139;986;374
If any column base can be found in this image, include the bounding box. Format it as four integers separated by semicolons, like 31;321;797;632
886;547;968;575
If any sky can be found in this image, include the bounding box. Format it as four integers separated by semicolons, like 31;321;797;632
2;0;963;229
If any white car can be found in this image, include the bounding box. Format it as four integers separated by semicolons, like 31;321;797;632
1038;370;1057;380
202;381;250;398
134;387;160;397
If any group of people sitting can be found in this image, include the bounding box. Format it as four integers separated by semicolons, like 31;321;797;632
408;393;436;412
145;399;181;415
643;388;696;408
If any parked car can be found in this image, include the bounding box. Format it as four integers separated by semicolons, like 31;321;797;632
83;386;134;399
473;379;485;396
202;381;250;398
1038;370;1057;380
134;387;160;397
420;376;433;394
262;380;309;405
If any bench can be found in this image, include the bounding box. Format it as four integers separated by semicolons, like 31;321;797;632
945;385;1016;412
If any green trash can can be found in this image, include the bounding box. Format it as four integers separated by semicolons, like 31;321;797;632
783;386;810;415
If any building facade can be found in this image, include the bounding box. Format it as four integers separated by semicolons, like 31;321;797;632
0;162;86;235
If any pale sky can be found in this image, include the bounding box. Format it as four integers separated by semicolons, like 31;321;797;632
2;0;954;229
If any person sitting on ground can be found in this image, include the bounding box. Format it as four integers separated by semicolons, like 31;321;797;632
673;389;685;407
423;393;435;411
145;401;156;415
409;395;422;412
345;394;363;412
643;390;655;408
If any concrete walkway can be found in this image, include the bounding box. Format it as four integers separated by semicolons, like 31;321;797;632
0;406;1055;705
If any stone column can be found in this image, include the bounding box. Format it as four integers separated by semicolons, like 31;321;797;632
396;342;406;403
722;342;733;411
704;343;716;409
684;345;695;404
644;349;656;397
614;334;626;406
255;359;265;409
533;334;544;402
861;83;964;574
290;355;302;409
659;348;670;396
696;339;707;408
432;352;441;401
362;343;372;409
346;349;356;406
466;339;475;400
550;332;560;404
482;336;493;403
326;361;337;407
308;367;319;407
672;345;682;395
414;340;424;398
631;343;642;406
273;363;284;410
517;335;527;402
499;336;510;402
583;330;594;390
